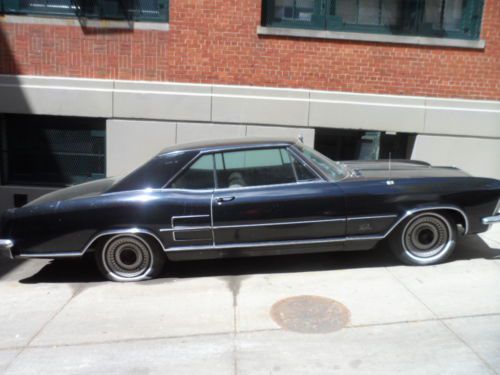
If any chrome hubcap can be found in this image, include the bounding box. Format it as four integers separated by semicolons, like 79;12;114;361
103;236;152;278
403;215;449;258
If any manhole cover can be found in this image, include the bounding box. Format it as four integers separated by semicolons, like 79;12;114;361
270;295;350;334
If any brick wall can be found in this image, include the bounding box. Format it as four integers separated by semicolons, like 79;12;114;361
0;0;499;100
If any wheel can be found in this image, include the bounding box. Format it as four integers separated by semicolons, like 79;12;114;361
389;212;457;266
95;234;166;282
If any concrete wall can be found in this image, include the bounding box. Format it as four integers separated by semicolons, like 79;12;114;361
1;75;499;138
412;135;500;180
106;120;315;177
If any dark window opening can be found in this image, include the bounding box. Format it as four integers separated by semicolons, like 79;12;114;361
314;128;415;162
0;0;168;22
264;0;483;40
0;114;106;187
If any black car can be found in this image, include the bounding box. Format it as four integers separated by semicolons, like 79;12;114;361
1;138;499;281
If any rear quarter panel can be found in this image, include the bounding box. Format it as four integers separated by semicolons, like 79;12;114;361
337;176;500;235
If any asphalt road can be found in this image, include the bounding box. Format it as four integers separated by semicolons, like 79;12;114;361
1;226;499;375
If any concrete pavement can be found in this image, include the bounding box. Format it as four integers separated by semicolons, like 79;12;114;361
0;229;499;375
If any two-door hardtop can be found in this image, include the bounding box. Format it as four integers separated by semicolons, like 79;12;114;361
1;138;499;281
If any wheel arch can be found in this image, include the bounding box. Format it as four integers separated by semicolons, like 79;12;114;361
81;228;165;255
387;206;469;238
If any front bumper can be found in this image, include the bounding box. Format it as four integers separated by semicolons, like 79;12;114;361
0;239;14;259
482;215;500;225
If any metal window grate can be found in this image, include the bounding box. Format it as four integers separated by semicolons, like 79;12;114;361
266;0;483;40
1;0;168;22
0;115;106;187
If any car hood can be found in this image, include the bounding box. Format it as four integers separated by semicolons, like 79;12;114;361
26;177;119;206
342;160;470;180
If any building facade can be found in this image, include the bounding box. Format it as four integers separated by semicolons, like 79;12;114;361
0;0;499;212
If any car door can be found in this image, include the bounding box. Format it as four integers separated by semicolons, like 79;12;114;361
159;153;215;248
211;147;346;246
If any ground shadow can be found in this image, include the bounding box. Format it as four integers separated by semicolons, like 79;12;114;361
17;234;500;284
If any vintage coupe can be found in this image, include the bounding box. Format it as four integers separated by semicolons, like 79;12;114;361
1;138;500;281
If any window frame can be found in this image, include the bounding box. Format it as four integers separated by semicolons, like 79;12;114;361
166;145;324;192
0;0;169;22
264;0;484;40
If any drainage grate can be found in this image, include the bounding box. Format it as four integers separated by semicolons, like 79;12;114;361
270;295;350;334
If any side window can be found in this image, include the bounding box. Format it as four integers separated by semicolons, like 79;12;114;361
290;153;318;182
215;148;297;189
171;154;214;190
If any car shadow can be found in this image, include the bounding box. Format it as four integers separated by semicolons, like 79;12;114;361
17;234;500;285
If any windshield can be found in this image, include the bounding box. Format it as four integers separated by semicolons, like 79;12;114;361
297;144;347;181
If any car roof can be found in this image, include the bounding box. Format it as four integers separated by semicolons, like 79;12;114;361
158;137;298;155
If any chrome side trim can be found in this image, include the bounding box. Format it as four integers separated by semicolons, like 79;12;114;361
160;226;212;232
14;206;469;259
213;217;346;230
482;215;500;225
18;252;82;259
347;214;398;221
166;236;349;252
163;205;469;253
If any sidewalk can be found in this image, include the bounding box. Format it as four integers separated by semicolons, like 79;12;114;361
0;230;499;375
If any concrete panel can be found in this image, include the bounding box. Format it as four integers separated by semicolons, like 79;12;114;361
0;350;19;374
0;75;113;117
425;98;500;138
114;80;212;122
0;186;57;214
309;90;426;132
7;334;234;375
176;122;246;144
246;125;315;147
106;119;176;177
212;85;309;127
389;259;500;318
445;315;500;372
32;278;234;346
237;321;490;375
411;134;500;180
237;268;433;333
0;282;73;349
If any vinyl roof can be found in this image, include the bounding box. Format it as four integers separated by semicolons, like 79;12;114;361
158;137;298;155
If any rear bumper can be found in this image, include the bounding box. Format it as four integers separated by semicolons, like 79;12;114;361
0;239;14;259
482;215;500;225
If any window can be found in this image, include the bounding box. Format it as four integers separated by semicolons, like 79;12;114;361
0;0;168;22
0;114;105;187
171;154;215;190
215;148;311;189
264;0;483;39
297;144;347;181
291;153;318;181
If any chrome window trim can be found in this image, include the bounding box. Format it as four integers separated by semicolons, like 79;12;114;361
288;145;329;181
164;143;327;192
213;179;327;193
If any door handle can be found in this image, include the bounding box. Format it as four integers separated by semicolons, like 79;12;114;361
216;196;235;204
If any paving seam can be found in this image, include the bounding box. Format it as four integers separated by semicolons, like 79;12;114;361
1;283;85;374
385;266;498;375
2;311;500;353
